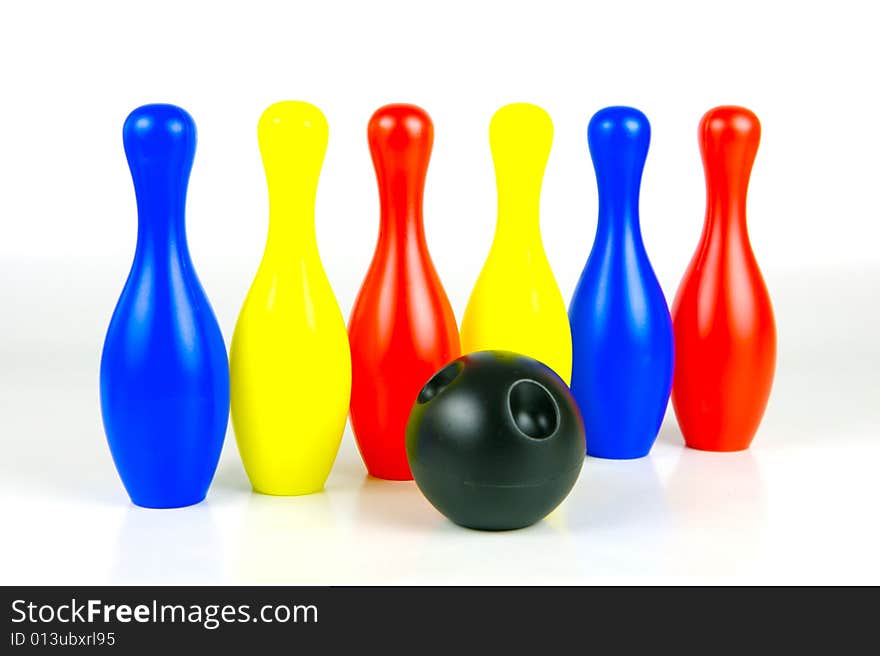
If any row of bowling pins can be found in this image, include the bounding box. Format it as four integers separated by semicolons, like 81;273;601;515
100;101;776;509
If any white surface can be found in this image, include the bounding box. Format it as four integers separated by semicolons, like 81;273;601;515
1;1;879;585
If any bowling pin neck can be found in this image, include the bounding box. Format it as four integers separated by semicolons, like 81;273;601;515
131;172;189;241
490;103;553;249
700;106;760;235
374;158;428;241
130;173;191;263
130;175;192;267
492;205;542;249
264;182;319;249
377;208;427;247
368;104;433;244
492;168;543;249
496;183;542;227
593;177;643;245
258;101;328;257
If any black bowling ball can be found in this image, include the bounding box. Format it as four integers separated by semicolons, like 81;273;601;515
406;350;585;530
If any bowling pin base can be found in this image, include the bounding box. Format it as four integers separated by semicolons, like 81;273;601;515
237;450;338;496
249;482;326;497
586;446;652;460
128;492;207;510
684;440;752;453
357;444;414;480
365;468;413;482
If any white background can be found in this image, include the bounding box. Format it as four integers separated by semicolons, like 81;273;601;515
1;0;878;584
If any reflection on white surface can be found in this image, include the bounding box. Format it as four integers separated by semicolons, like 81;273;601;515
664;448;766;579
232;492;343;585
353;476;446;533
564;454;668;532
112;504;222;585
560;454;671;580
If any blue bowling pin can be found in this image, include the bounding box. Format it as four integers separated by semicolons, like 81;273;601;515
100;104;229;508
569;107;674;459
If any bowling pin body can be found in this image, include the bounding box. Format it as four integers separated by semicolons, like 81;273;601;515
230;102;351;495
671;106;776;451
569;107;674;459
348;104;460;481
100;104;229;509
461;103;571;382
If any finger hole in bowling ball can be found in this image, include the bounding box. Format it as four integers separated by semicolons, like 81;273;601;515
508;380;559;439
417;360;463;404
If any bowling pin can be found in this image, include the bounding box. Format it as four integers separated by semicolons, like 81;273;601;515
230;101;351;495
348;104;460;481
671;106;776;451
100;104;229;509
568;107;674;459
460;103;572;382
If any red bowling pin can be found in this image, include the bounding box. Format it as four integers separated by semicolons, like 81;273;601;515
348;104;460;480
671;106;776;451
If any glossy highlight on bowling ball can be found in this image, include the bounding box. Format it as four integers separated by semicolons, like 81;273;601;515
406;351;585;531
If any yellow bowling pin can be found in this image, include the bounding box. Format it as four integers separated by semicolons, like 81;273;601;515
230;101;351;495
460;103;572;382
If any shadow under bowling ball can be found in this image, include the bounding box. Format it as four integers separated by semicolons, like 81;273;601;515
406;351;585;531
